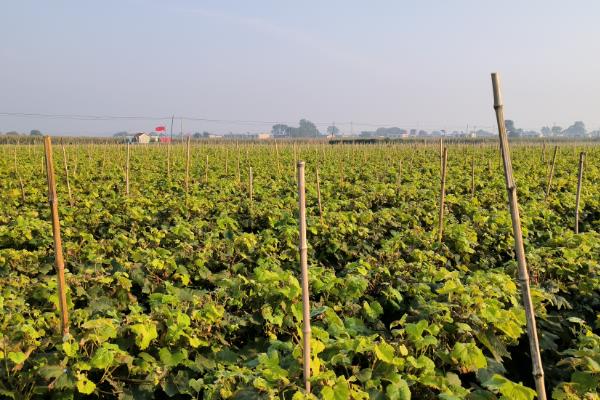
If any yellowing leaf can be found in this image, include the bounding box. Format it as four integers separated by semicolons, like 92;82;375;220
374;341;395;363
130;322;158;350
76;373;96;395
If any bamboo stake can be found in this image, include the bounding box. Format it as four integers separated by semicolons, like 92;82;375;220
396;160;402;186
236;142;241;184
316;167;323;223
125;143;130;197
471;157;475;199
73;149;78;177
545;145;558;200
294;143;298;177
167;140;171;179
225;147;229;175
438;147;448;242
101;147;107;175
61;140;74;206
575;152;585;234
205;154;209;184
249;167;253;203
491;72;547;400
275;140;281;175
13;147;26;202
542;141;546;163
439;137;444;171
185;136;191;194
43;137;70;336
297;161;311;393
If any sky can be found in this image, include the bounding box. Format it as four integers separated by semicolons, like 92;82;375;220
1;0;600;136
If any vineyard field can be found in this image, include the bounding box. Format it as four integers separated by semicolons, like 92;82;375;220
1;141;599;399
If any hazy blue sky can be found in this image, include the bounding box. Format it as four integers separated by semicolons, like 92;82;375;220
2;0;599;135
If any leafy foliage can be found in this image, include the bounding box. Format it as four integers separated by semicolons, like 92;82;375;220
0;141;598;398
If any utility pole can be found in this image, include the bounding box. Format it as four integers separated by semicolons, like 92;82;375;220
170;115;174;142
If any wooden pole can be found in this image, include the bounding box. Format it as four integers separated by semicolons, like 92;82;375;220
294;143;298;177
439;137;444;171
575;152;585;234
249;167;253;203
167;139;171;179
236;142;241;184
491;72;547;400
275;140;282;175
438;147;448;242
101;147;107;176
316;167;323;223
205;154;209;184
545;145;558;200
13;147;26;202
542;141;546;163
60;140;74;206
471;157;475;199
225;147;229;175
185;136;191;194
125;143;130;197
43;137;70;337
73;149;78;177
297;161;311;393
396;160;402;187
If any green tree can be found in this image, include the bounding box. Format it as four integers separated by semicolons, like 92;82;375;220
30;130;42;136
296;119;319;137
563;121;586;137
326;125;339;136
551;126;563;136
271;124;290;137
504;120;522;137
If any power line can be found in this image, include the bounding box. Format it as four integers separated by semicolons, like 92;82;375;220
0;112;494;130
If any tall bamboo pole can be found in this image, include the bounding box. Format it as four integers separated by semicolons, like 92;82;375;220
13;147;26;202
439;137;444;171
545;145;558;200
275;140;281;175
316;167;323;223
396;160;402;187
294;143;298;177
236;142;241;184
542;141;546;163
297;161;311;393
471;157;475;199
438;147;448;242
491;73;546;400
125;143;130;197
575;152;585;234
249;167;253;203
60;140;74;206
185;136;191;194
205;154;209;184
101;147;107;176
167;140;171;179
44;137;69;336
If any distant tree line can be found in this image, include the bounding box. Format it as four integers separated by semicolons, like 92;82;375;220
271;119;322;138
506;120;599;137
0;129;43;136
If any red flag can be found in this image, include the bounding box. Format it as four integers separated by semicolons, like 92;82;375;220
155;126;166;132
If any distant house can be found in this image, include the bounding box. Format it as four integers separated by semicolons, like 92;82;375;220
133;132;150;144
257;132;271;140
